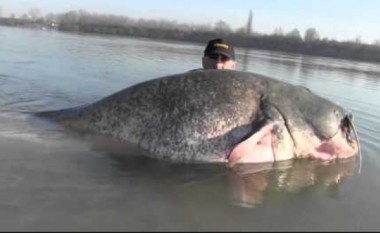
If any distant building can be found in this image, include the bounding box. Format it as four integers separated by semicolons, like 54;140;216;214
246;9;253;35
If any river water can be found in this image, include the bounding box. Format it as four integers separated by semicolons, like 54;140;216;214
0;26;380;231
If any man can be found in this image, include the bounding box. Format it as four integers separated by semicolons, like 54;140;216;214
202;38;237;70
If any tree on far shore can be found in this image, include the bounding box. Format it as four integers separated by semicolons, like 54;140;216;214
304;27;320;42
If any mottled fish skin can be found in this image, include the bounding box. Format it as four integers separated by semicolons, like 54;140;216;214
35;70;348;162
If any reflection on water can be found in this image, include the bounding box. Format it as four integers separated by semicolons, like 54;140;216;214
228;158;358;208
92;124;359;209
101;148;359;212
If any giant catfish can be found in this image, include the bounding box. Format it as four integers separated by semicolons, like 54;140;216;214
35;70;360;165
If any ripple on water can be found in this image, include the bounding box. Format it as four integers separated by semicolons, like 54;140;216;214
0;112;67;143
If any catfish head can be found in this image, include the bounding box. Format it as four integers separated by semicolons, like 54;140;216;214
228;84;360;165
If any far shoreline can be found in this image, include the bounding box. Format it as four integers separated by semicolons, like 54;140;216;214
2;16;380;65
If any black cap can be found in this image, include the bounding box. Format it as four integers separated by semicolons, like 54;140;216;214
204;38;235;60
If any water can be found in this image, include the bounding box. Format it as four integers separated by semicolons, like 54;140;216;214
1;26;380;231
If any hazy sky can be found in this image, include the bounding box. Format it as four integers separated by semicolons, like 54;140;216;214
1;0;380;43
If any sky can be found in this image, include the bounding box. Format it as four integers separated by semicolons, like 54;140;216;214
1;0;380;43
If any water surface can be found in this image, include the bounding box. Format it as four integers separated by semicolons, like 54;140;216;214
1;26;380;231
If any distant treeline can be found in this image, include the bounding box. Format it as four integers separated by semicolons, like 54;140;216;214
2;10;380;63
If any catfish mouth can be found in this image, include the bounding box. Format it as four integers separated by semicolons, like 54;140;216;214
312;113;361;161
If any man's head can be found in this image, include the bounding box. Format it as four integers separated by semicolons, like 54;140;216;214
202;38;237;70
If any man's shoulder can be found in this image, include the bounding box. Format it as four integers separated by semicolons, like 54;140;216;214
187;68;204;72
